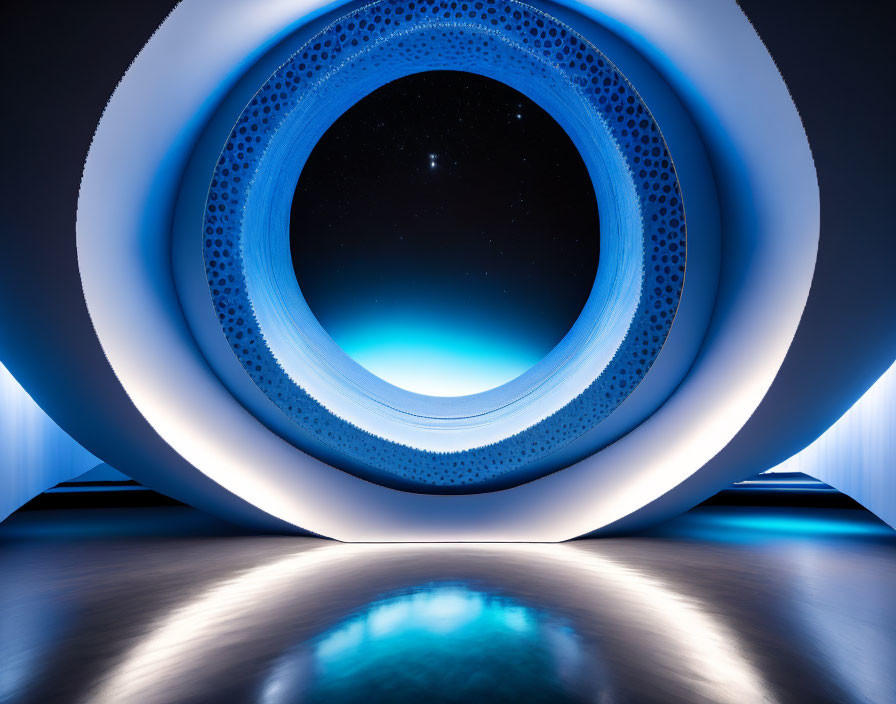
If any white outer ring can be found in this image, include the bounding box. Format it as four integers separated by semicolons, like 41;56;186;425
78;0;818;541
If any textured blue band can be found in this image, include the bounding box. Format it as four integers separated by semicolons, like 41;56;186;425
203;0;685;490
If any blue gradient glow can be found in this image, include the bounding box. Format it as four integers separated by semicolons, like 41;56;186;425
290;70;599;398
329;314;545;396
648;507;896;543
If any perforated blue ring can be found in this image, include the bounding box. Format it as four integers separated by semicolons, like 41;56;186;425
203;0;685;491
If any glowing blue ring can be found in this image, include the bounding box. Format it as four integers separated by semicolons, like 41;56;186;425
243;32;642;437
203;0;685;490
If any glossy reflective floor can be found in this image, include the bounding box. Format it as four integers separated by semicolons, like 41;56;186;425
1;503;894;704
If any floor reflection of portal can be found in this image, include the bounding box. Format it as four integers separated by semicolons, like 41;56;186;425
262;584;593;703
76;542;776;704
2;506;894;703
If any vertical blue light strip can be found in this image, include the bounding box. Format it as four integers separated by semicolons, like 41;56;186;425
765;360;896;529
0;362;99;521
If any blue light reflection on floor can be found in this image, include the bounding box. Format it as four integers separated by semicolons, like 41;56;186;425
261;584;590;704
0;507;250;541
645;506;896;544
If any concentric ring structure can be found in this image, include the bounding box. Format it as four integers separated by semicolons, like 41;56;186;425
77;0;820;540
198;0;685;490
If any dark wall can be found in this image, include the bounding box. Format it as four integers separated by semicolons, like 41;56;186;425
0;2;179;462
725;0;896;468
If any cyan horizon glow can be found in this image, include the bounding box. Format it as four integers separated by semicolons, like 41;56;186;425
328;314;546;396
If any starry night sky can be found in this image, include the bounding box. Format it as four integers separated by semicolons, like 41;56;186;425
290;71;600;394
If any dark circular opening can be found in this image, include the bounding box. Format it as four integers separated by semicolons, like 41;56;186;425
290;71;599;396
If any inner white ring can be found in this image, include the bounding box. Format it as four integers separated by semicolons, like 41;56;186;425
241;31;644;451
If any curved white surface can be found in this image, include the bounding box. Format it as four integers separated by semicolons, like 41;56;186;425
77;0;818;540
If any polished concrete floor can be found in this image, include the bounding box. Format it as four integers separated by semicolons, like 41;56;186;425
1;503;894;703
